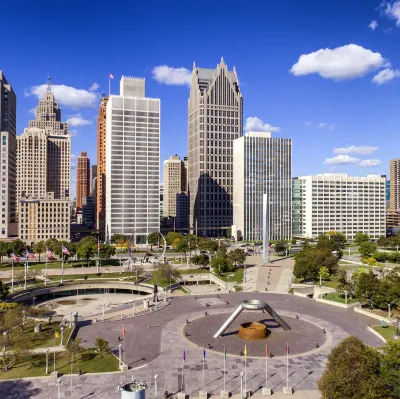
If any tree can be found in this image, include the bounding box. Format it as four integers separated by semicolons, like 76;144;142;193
111;233;126;243
362;256;377;268
0;242;9;263
274;240;287;255
198;239;218;254
316;234;343;256
165;232;183;246
355;271;379;305
77;240;96;266
326;231;347;248
190;254;209;267
99;243;116;260
228;248;246;266
115;237;127;252
94;337;109;358
358;241;377;257
377;236;388;248
0;280;9;300
291;238;297;245
10;238;25;256
211;252;232;275
318;337;387;399
66;338;84;359
33;241;46;262
337;270;354;294
380;340;400;398
147;232;162;251
354;232;370;245
318;266;330;281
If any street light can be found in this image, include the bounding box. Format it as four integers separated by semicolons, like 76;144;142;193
118;343;123;365
240;371;245;399
57;378;62;399
33;296;36;307
154;374;159;398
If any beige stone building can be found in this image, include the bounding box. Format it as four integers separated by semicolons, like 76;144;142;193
16;78;71;241
188;58;243;237
19;193;70;243
163;155;187;218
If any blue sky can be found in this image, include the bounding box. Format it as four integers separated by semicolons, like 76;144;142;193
3;0;400;198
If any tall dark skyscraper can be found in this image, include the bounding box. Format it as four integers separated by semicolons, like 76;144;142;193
0;71;17;238
188;58;243;237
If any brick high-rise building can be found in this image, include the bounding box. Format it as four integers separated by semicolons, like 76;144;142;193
76;152;90;210
0;71;17;238
188;58;243;237
96;97;108;238
390;158;400;210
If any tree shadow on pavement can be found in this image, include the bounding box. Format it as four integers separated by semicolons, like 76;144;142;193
0;379;41;399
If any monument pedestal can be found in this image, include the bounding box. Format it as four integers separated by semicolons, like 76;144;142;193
220;389;229;399
50;371;59;378
178;392;186;399
262;388;272;396
199;390;207;399
283;387;293;395
119;364;128;371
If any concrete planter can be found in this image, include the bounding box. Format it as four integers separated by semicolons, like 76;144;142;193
354;307;393;323
367;326;387;343
315;297;360;309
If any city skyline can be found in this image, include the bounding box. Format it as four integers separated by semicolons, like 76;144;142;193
3;0;400;199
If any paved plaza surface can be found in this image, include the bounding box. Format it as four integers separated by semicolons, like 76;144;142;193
0;292;383;398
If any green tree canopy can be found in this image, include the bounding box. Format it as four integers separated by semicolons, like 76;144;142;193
318;266;330;281
0;242;9;262
358;241;377;257
10;239;25;256
211;251;232;275
228;248;246;266
380;340;400;398
326;231;347;248
190;254;209;267
147;232;162;250
94;337;109;358
165;232;183;246
274;240;288;255
0;280;9;300
77;240;96;265
354;232;370;245
99;243;116;259
33;241;46;262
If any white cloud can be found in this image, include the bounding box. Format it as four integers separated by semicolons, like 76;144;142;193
71;154;78;170
324;155;360;165
25;84;99;109
304;121;313;126
66;114;92;127
290;44;387;80
358;159;382;166
334;145;379;155
369;20;379;30
318;122;327;128
328;124;335;130
152;65;192;86
69;129;78;137
89;82;99;92
245;117;281;133
372;67;400;84
382;1;400;26
29;107;37;116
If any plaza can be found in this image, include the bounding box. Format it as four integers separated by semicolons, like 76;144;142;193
0;291;383;398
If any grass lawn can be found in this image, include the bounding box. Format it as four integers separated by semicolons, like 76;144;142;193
179;268;210;274
0;259;120;271
22;323;72;348
47;272;139;281
218;268;244;283
371;325;398;341
322;292;358;304
0;350;119;380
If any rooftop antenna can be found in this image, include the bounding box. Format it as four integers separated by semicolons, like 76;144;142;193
46;76;52;93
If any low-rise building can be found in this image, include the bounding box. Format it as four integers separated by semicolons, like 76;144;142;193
19;193;70;243
292;173;386;240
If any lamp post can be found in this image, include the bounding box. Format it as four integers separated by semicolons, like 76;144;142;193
57;378;62;399
240;371;244;399
33;296;36;307
388;303;391;319
118;343;123;365
45;349;50;374
154;374;159;398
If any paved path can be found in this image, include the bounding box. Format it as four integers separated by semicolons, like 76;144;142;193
0;292;383;398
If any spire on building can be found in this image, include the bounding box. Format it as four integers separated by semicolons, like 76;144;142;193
46;76;52;93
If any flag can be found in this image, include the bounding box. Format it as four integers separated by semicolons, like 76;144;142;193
286;344;289;355
243;345;247;357
224;346;227;359
266;344;268;356
183;349;186;361
55;331;60;338
109;73;114;79
122;326;126;336
11;252;20;262
26;249;34;259
187;240;190;250
98;239;101;250
203;348;206;359
46;248;53;256
62;245;70;256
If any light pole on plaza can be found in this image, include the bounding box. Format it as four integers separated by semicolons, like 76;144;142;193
57;377;62;399
154;374;159;398
240;371;244;399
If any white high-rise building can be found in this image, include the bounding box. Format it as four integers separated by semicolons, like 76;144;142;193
232;132;292;241
105;76;160;243
292;173;386;240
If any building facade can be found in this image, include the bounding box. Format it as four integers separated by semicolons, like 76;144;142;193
96;96;109;238
76;152;90;210
188;58;243;237
16;79;71;241
163;155;187;219
292;173;386;240
0;71;17;239
160;183;164;224
390;159;400;210
176;193;189;230
232;132;292;241
19;193;70;243
105;76;160;242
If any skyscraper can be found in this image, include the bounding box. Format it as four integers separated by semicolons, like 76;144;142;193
105;76;160;243
163;155;187;219
390;159;400;210
232;132;292;241
0;71;17;238
76;152;90;210
90;164;97;192
17;78;70;207
17;78;70;242
96;96;108;238
188;58;243;237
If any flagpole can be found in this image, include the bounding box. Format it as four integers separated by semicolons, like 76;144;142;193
223;345;226;393
286;342;289;390
45;253;48;286
244;348;247;398
202;348;205;389
11;256;14;293
61;253;64;284
97;238;100;274
181;353;184;392
266;345;268;390
122;324;125;363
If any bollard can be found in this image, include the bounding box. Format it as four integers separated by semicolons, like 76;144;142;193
226;301;229;305
186;319;189;324
78;369;81;376
185;331;188;337
164;391;168;399
296;315;299;319
205;311;208;316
